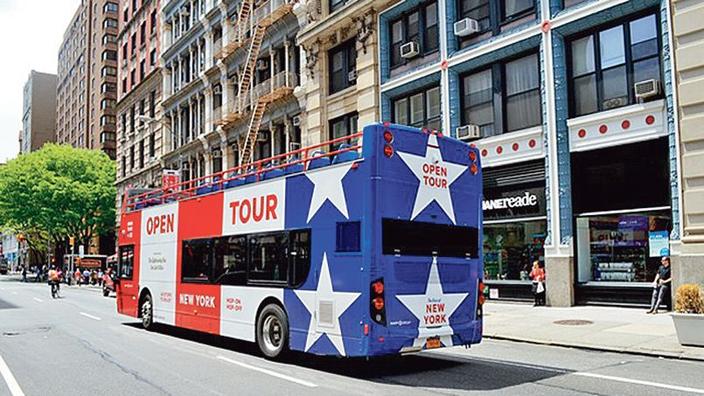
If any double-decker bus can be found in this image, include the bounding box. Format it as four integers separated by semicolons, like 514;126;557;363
116;123;484;358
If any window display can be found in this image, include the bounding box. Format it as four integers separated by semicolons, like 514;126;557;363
483;220;546;281
576;212;671;283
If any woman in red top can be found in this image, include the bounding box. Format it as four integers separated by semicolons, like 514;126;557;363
530;261;546;306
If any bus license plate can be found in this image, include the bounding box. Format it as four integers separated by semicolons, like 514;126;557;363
425;337;441;349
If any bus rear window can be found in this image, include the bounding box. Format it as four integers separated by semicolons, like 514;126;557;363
382;219;479;258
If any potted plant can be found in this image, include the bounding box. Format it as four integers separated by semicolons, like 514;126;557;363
671;283;704;347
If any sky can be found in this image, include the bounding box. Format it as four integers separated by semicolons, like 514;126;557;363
0;0;80;163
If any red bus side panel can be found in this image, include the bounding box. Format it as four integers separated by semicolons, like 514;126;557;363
176;193;224;334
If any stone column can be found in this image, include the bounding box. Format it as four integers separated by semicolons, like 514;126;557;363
284;40;290;86
270;48;275;92
204;87;213;133
205;31;214;70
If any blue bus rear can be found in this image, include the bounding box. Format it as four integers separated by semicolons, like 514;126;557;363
363;124;483;355
284;123;483;357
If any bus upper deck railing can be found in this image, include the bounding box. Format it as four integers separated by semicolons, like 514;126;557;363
123;132;363;213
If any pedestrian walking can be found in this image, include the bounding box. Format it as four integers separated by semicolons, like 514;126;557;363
530;261;546;306
647;256;672;314
83;269;90;285
74;269;82;286
98;269;104;286
21;265;27;282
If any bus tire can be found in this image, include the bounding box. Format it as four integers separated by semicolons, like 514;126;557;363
140;293;154;331
256;304;288;359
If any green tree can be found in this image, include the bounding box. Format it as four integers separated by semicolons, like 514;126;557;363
0;144;116;262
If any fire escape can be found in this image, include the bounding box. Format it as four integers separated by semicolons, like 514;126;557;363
225;0;295;165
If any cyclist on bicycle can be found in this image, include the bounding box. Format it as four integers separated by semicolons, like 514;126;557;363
48;266;61;297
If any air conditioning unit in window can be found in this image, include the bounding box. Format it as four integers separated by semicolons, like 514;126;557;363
292;115;302;126
456;124;481;141
213;85;222;94
634;79;660;100
400;42;420;59
348;70;357;82
454;18;480;37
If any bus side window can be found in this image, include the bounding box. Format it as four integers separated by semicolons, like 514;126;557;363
290;230;311;287
119;245;134;279
214;236;247;286
336;222;361;252
181;239;212;283
248;232;288;284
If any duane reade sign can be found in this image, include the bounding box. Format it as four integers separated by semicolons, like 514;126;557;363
483;191;539;211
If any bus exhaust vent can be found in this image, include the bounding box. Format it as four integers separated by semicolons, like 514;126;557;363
318;300;334;327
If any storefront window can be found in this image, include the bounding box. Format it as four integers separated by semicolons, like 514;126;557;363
576;212;671;283
483;220;546;281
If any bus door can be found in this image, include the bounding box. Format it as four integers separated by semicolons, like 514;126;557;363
117;245;139;317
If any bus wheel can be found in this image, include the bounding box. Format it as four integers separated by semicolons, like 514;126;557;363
257;304;288;359
141;293;154;330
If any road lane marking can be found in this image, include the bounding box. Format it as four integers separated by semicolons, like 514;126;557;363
0;354;25;396
79;312;102;321
574;372;704;394
33;297;43;303
216;355;318;388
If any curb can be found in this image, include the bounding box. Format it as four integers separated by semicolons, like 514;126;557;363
484;334;704;362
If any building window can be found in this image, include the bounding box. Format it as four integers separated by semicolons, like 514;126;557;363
121;156;126;177
102;34;116;45
151;11;157;34
569;13;662;117
122;78;127;93
140;59;145;80
460;52;541;138
102;50;117;61
456;0;535;42
149;90;156;118
150;49;157;67
101;83;116;93
140;22;146;44
329;112;358;150
392;85;441;130
101;66;117;77
100;115;116;126
131;33;137;55
130;146;135;169
100;99;116;109
103;2;118;13
130;69;136;85
328;39;356;94
139;140;144;168
103;18;118;28
130;106;135;132
149;133;155;157
330;0;349;13
390;1;439;68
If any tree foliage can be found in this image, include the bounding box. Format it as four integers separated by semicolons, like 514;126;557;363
0;144;116;250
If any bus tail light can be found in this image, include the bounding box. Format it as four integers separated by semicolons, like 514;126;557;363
383;130;394;144
370;278;386;325
383;144;394;158
477;280;485;319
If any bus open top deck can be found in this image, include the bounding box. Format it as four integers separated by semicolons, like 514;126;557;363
116;123;484;358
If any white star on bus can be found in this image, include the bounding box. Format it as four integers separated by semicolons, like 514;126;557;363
396;257;469;348
397;134;466;224
294;252;360;355
305;163;354;223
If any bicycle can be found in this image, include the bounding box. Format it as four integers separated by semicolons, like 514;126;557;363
49;281;61;299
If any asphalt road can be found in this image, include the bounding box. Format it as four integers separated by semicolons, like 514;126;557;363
1;275;704;396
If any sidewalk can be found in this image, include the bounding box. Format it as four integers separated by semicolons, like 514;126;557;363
484;302;704;361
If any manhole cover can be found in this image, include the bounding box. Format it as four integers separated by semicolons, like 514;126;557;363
553;319;593;326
